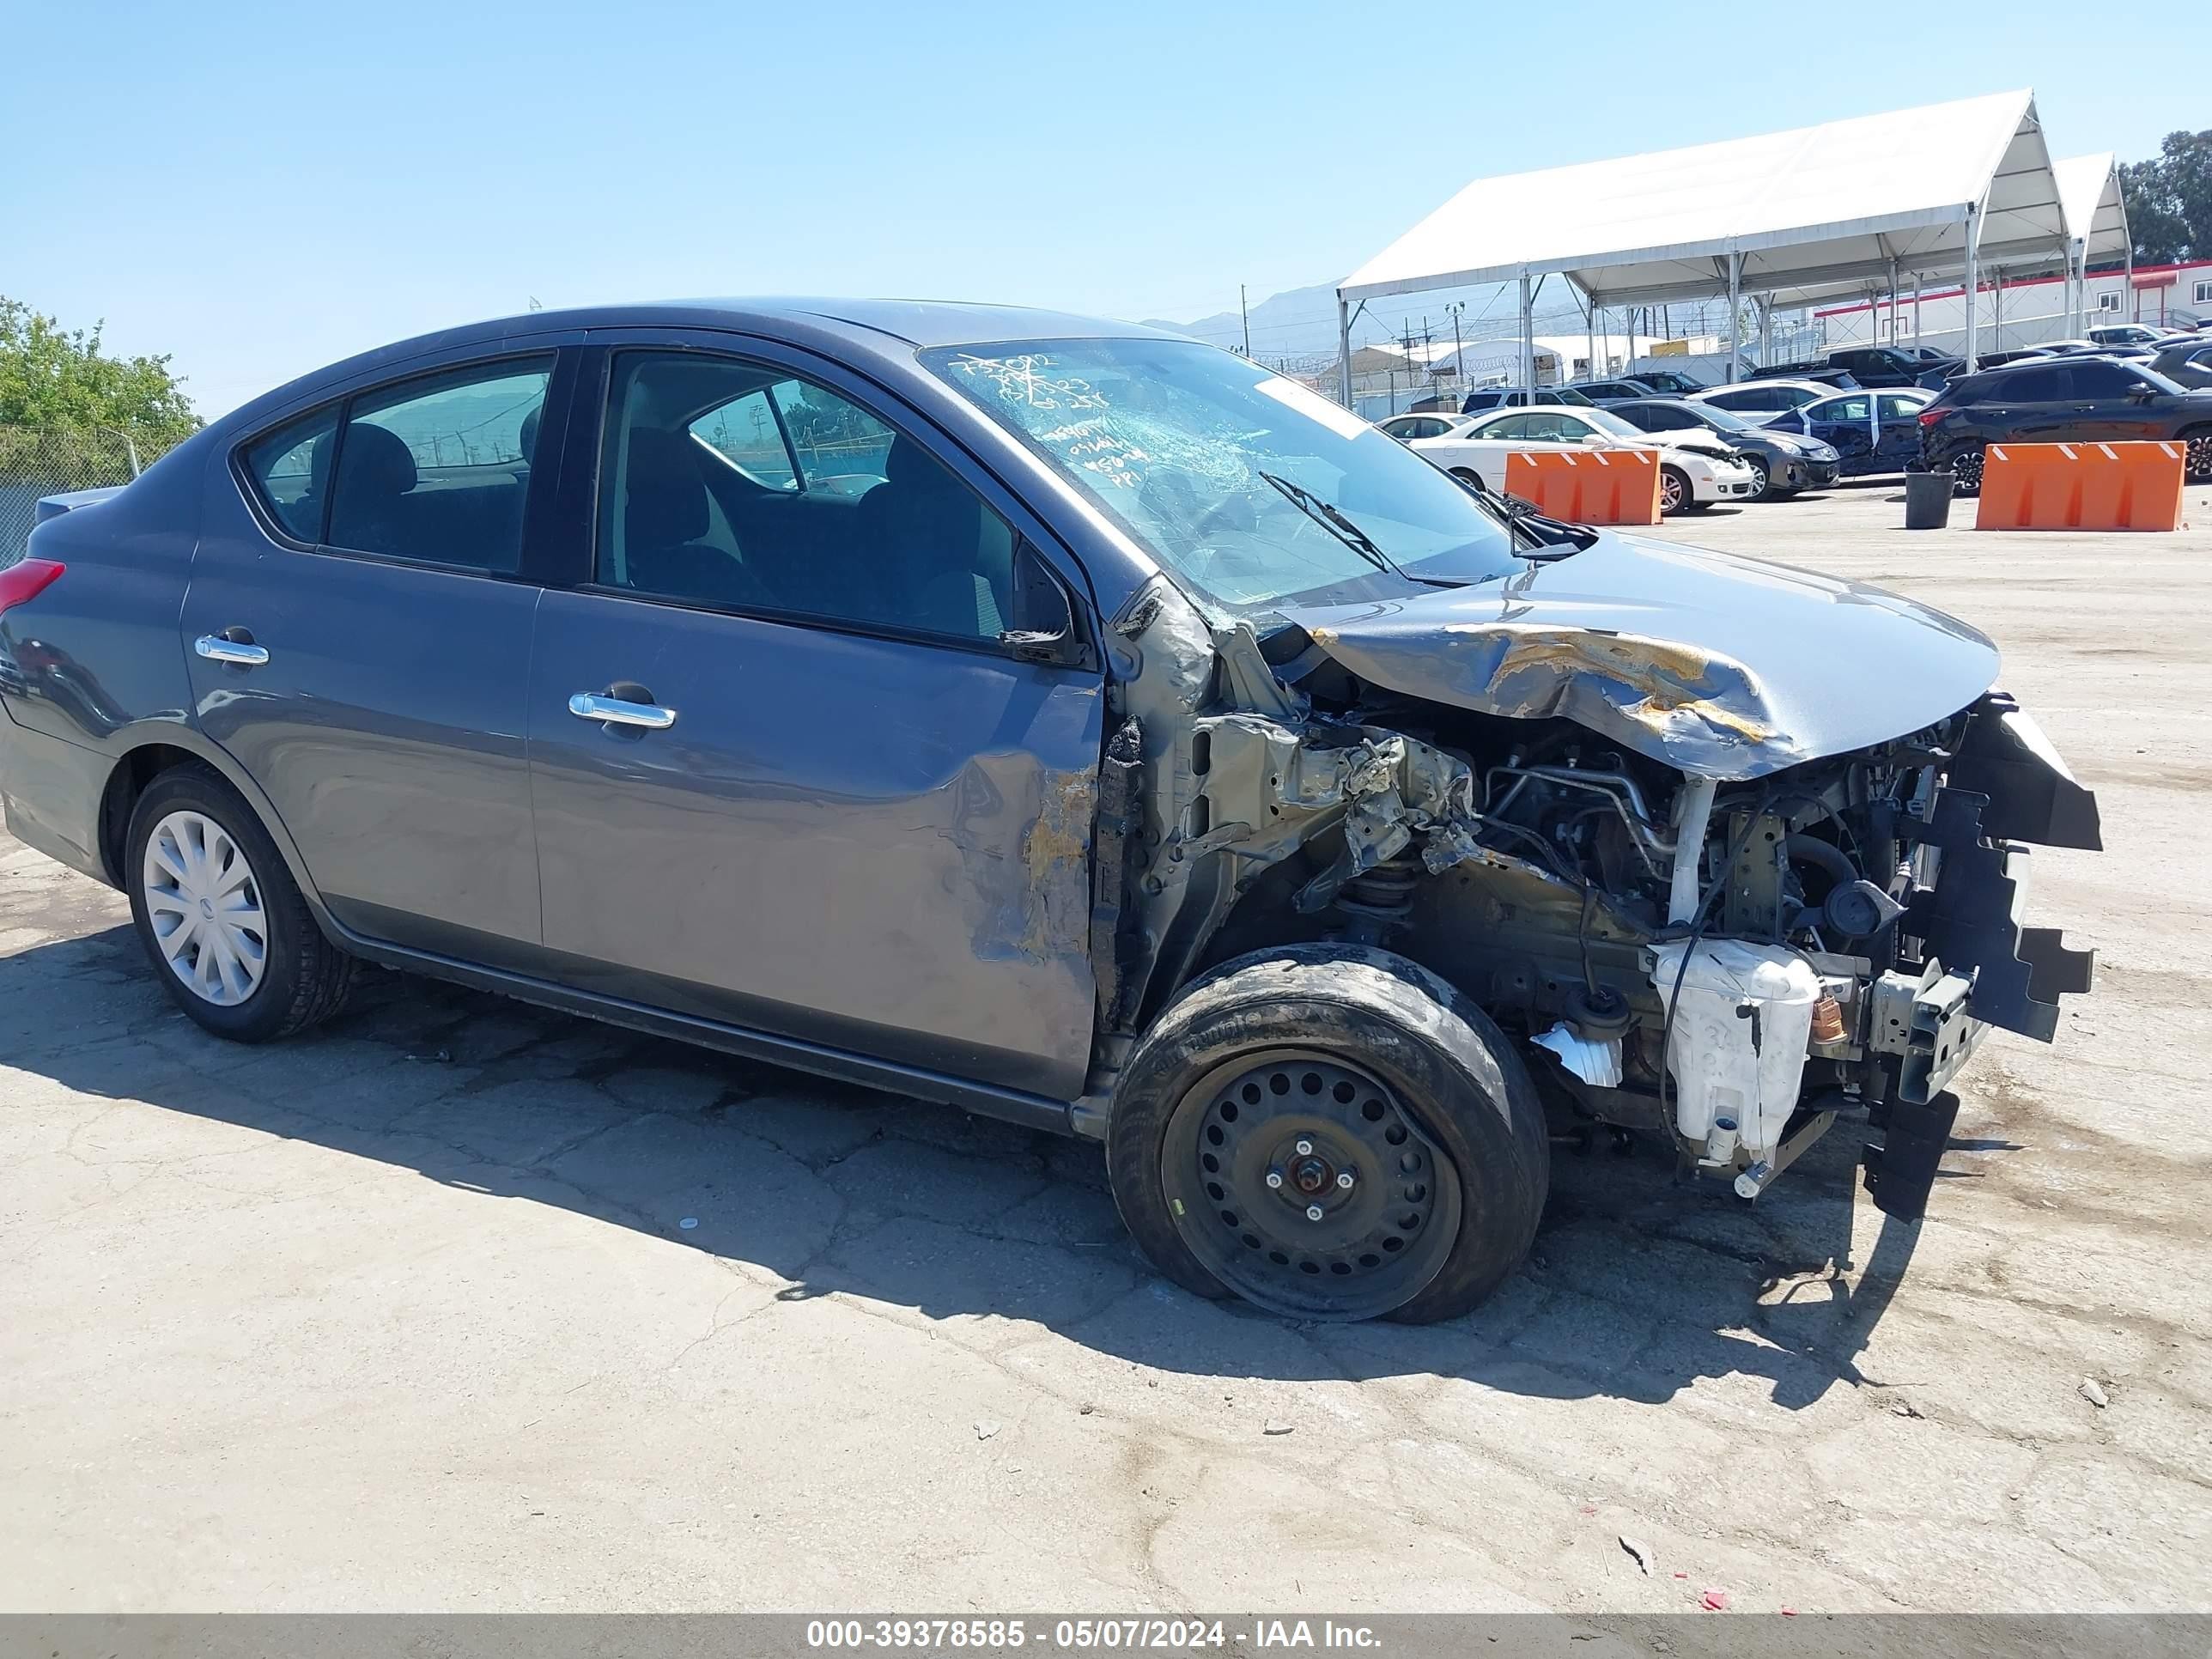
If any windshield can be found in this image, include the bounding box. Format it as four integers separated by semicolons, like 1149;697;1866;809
1681;402;1752;432
1580;408;1644;438
923;337;1523;616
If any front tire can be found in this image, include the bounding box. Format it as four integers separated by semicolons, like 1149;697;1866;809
1659;465;1692;515
1742;456;1773;500
1106;946;1549;1323
125;764;355;1042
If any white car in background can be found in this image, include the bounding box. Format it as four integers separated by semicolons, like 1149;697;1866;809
1407;404;1762;514
1689;380;1839;423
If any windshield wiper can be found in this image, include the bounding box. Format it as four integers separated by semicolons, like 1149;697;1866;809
1257;472;1468;587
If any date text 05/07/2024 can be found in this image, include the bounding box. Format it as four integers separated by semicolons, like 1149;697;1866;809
804;1620;1382;1650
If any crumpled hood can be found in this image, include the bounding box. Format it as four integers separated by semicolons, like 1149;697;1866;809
1281;532;2000;781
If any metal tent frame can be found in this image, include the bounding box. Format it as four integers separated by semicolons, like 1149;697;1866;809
1336;90;2079;402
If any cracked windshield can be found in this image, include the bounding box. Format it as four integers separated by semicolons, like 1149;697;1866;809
926;338;1521;616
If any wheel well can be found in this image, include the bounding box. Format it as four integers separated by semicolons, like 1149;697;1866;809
96;744;200;886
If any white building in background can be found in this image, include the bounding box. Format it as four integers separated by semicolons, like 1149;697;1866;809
1814;259;2212;356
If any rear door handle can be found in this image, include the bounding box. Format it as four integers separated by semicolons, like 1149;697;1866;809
568;691;677;730
195;633;270;666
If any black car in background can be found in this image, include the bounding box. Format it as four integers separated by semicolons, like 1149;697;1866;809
1747;362;1861;388
2148;337;2212;392
1917;356;2212;490
1606;397;1842;498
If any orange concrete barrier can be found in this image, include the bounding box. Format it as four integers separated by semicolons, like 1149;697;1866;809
1975;440;2185;532
1503;447;1662;525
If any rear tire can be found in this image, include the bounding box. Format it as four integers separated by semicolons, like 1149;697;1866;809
1659;465;1692;515
1106;945;1549;1323
125;764;355;1042
1449;467;1486;491
1950;445;1986;496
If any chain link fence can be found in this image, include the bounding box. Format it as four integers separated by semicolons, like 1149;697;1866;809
0;425;191;567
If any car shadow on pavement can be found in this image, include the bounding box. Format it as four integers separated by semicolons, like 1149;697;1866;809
9;924;1943;1416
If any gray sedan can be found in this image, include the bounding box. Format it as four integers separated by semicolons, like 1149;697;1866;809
0;300;2099;1322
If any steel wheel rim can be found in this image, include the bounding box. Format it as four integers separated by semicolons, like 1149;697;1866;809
1161;1049;1462;1320
142;810;268;1006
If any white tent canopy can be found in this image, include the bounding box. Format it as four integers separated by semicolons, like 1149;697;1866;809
1336;90;2072;394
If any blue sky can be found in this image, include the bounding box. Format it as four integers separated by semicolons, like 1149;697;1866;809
1;1;2187;416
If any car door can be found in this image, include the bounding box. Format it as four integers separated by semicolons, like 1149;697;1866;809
1992;365;2076;445
185;343;580;964
2062;361;2165;442
1804;394;1875;473
1873;394;1928;470
523;337;1105;1100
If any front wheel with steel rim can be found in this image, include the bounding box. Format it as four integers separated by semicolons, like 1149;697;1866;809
1107;945;1550;1323
1658;465;1691;514
125;763;356;1042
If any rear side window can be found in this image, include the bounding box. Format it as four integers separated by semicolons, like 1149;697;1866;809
327;360;553;572
242;406;340;542
1999;366;2067;401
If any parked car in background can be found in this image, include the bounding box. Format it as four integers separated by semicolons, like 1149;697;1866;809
1692;379;1838;421
1813;347;1944;388
2148;337;2212;392
1459;385;1595;413
2087;324;2178;350
1620;368;1710;397
1375;412;1472;443
1567;378;1658;402
1745;362;1862;389
1917;356;2212;489
1410;403;1762;513
1765;388;1932;477
1605;398;1840;498
1;298;2102;1322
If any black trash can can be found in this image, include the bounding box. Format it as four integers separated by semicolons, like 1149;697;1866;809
1904;467;1954;530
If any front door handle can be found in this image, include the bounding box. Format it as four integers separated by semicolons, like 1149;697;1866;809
568;691;677;730
195;633;270;666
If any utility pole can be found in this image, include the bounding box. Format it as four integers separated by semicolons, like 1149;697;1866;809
1445;301;1465;392
1239;285;1251;357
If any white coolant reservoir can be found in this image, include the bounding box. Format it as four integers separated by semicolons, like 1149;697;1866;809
1649;940;1822;1164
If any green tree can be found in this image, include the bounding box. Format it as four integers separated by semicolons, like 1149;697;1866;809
0;297;201;442
2122;130;2212;265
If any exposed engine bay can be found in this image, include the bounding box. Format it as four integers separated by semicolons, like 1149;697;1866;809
1089;574;2101;1222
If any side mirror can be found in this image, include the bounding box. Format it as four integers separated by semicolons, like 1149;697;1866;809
2128;384;2155;401
999;540;1094;671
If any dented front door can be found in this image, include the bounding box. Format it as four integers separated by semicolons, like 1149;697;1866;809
526;592;1103;1098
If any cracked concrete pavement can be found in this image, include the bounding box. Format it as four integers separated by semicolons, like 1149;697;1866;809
3;483;2211;1613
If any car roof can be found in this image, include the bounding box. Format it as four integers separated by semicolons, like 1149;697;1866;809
1698;379;1831;395
213;297;1183;434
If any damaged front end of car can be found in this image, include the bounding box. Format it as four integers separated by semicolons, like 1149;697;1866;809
1085;559;2100;1224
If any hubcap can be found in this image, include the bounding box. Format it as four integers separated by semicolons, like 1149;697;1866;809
1162;1050;1461;1320
142;810;267;1006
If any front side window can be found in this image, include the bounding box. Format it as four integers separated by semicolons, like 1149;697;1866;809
325;358;552;572
926;337;1521;619
2068;362;2142;398
599;352;1013;642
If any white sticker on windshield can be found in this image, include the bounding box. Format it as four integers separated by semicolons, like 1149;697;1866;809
1253;374;1372;441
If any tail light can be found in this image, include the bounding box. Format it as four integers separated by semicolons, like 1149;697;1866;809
1917;405;1955;429
0;559;64;616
